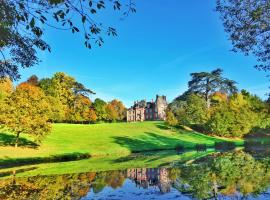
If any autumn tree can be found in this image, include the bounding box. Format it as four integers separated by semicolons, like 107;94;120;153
0;77;13;99
216;0;270;71
105;104;118;122
0;83;51;147
0;0;135;80
87;108;97;123
26;75;39;86
109;99;126;120
39;72;95;122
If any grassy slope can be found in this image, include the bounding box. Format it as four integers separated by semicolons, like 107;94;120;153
0;121;243;162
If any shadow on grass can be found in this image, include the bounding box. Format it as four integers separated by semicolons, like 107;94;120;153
155;123;170;130
0;167;38;178
112;132;197;153
0;152;91;169
0;133;39;149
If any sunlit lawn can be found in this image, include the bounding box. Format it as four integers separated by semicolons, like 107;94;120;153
0;121;243;163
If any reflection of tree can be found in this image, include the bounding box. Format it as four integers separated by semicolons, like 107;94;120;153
0;172;96;200
174;151;270;199
92;170;126;193
0;170;128;199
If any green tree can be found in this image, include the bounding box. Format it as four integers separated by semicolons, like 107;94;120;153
206;93;259;137
93;98;108;121
0;83;51;147
188;68;237;107
176;93;208;126
46;96;66;122
216;0;270;71
0;0;135;80
165;110;178;127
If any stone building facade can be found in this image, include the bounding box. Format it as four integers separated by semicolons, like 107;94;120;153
127;95;167;122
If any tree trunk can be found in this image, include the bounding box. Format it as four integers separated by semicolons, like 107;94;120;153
15;133;20;148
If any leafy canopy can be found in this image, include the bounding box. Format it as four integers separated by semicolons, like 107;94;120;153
0;0;135;80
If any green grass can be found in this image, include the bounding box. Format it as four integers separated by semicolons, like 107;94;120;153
0;121;243;165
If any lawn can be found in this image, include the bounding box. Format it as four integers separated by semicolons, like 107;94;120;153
0;121;243;165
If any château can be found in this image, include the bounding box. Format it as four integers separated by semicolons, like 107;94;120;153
127;95;168;122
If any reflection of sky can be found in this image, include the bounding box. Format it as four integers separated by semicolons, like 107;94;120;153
81;179;270;200
82;179;191;200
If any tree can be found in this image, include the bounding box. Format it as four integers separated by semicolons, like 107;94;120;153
188;68;237;107
206;93;259;137
26;75;39;86
105;103;118;122
87;108;97;123
0;83;51;147
216;0;270;71
68;94;92;123
165;110;178;127
0;0;136;80
0;77;13;99
93;98;107;121
177;93;208;126
39;72;95;122
109;99;126;121
46;96;66;122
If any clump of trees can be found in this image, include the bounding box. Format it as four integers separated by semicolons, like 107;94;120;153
167;68;270;138
0;72;127;147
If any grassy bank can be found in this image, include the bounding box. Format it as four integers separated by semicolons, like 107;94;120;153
0;150;215;178
0;121;243;165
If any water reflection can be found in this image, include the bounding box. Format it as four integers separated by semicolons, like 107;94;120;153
1;147;270;199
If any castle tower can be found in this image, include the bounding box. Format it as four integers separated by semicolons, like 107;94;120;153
155;95;168;120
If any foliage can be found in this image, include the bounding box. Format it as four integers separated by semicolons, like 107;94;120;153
0;77;13;99
38;72;96;123
106;99;126;122
206;93;267;137
173;93;208;126
216;0;270;71
188;68;237;107
93;98;108;121
0;0;136;80
176;151;270;199
171;69;269;138
0;83;51;147
165;110;178;127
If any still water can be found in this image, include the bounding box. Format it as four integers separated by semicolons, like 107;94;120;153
1;142;270;200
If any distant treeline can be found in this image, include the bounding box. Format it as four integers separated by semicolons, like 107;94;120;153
0;72;126;124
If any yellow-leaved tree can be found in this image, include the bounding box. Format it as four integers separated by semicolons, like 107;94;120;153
0;82;51;147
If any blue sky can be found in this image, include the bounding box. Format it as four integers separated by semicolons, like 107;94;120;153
19;0;269;107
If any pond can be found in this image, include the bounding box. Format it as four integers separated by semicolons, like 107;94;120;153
0;141;270;200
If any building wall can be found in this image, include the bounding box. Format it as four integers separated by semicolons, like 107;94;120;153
156;95;168;120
